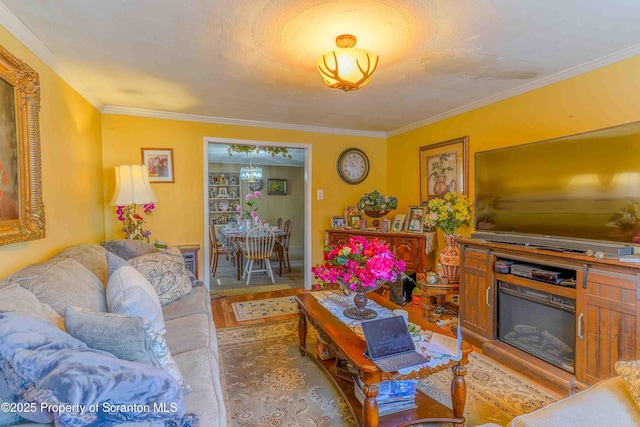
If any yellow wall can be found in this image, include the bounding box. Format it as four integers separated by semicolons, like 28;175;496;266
0;28;103;278
388;55;640;240
101;114;387;278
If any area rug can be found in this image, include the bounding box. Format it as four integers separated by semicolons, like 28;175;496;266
218;319;562;427
231;296;298;321
210;284;291;299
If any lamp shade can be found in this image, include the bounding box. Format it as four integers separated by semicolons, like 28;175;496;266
317;34;379;91
110;165;158;206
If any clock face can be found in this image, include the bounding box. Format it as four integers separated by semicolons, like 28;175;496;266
337;148;370;184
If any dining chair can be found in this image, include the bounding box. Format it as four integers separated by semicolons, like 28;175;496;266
276;217;283;230
242;225;276;285
275;219;292;273
209;221;235;277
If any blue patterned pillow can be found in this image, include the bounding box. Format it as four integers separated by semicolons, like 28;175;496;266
0;312;197;427
65;307;190;393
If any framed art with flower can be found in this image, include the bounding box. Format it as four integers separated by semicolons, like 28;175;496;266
0;44;44;247
419;136;469;204
142;148;174;183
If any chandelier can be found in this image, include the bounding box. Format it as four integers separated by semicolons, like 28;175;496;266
239;153;262;183
317;34;379;92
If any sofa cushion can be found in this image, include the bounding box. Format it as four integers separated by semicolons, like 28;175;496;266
174;348;226;427
129;247;193;305
510;376;640;427
616;360;640;410
0;283;63;329
101;239;159;260
50;243;109;286
65;307;190;393
105;253;166;335
5;258;106;317
162;285;211;321
0;312;193;427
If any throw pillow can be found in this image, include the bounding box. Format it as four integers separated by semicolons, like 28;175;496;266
65;307;190;393
615;360;640;410
101;239;159;260
129;246;193;305
5;257;106;317
0;312;194;426
105;252;166;335
0;282;64;329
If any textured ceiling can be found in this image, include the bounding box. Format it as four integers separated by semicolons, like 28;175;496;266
1;0;640;134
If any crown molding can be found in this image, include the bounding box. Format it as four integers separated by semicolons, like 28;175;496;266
102;105;387;138
0;3;103;110
387;43;640;137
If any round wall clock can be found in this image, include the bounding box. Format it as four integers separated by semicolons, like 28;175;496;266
248;180;263;191
337;148;370;184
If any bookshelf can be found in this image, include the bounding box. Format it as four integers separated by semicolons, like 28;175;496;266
208;172;240;225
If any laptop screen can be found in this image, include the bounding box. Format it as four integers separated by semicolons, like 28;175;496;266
361;316;415;359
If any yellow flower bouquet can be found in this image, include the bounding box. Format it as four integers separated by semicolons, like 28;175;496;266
427;192;472;235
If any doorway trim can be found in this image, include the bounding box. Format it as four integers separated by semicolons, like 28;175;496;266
202;136;312;290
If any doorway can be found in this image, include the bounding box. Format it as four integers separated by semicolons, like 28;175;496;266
202;137;311;291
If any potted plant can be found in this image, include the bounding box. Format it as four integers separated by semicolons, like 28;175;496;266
411;286;422;307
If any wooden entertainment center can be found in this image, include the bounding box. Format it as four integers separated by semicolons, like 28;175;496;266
458;238;640;396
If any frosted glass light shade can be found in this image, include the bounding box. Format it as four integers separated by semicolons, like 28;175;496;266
240;166;263;182
317;34;379;91
110;165;158;206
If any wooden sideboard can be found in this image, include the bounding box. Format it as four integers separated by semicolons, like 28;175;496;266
458;238;640;395
325;229;435;275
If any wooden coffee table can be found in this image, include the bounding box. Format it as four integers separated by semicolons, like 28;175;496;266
295;292;472;427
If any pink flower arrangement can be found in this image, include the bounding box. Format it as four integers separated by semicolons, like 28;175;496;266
312;236;406;291
236;191;261;219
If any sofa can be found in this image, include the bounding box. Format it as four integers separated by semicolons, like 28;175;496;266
505;372;640;427
0;240;226;427
478;363;640;427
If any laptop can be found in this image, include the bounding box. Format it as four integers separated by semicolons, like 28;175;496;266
360;316;430;373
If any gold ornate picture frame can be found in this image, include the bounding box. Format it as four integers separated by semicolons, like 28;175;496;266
419;136;469;204
0;44;44;246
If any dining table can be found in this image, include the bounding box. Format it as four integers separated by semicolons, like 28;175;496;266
219;226;287;280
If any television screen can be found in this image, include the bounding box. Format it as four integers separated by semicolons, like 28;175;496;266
474;121;640;245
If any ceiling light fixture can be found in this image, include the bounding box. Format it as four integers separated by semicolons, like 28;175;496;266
239;154;262;183
317;34;379;92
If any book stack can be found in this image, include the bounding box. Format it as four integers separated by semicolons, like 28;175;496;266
353;377;418;416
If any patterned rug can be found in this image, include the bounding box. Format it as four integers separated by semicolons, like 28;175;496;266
217;319;561;426
231;296;298;321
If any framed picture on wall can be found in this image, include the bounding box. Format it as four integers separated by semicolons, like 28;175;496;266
268;178;287;195
142;148;175;183
0;45;44;246
419;136;468;203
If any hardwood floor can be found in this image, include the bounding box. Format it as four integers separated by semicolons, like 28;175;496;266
211;287;428;329
211;287;307;328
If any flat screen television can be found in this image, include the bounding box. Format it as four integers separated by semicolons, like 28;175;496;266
474;121;640;253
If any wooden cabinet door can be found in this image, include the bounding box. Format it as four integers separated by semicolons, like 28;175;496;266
330;233;351;246
392;237;420;272
576;269;640;384
459;246;495;340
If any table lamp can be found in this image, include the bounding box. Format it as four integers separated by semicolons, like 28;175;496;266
110;165;158;240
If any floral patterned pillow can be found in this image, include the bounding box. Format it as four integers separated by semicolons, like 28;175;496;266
129;247;193;305
615;360;640;409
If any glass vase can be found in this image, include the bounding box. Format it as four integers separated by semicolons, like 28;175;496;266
339;281;384;320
